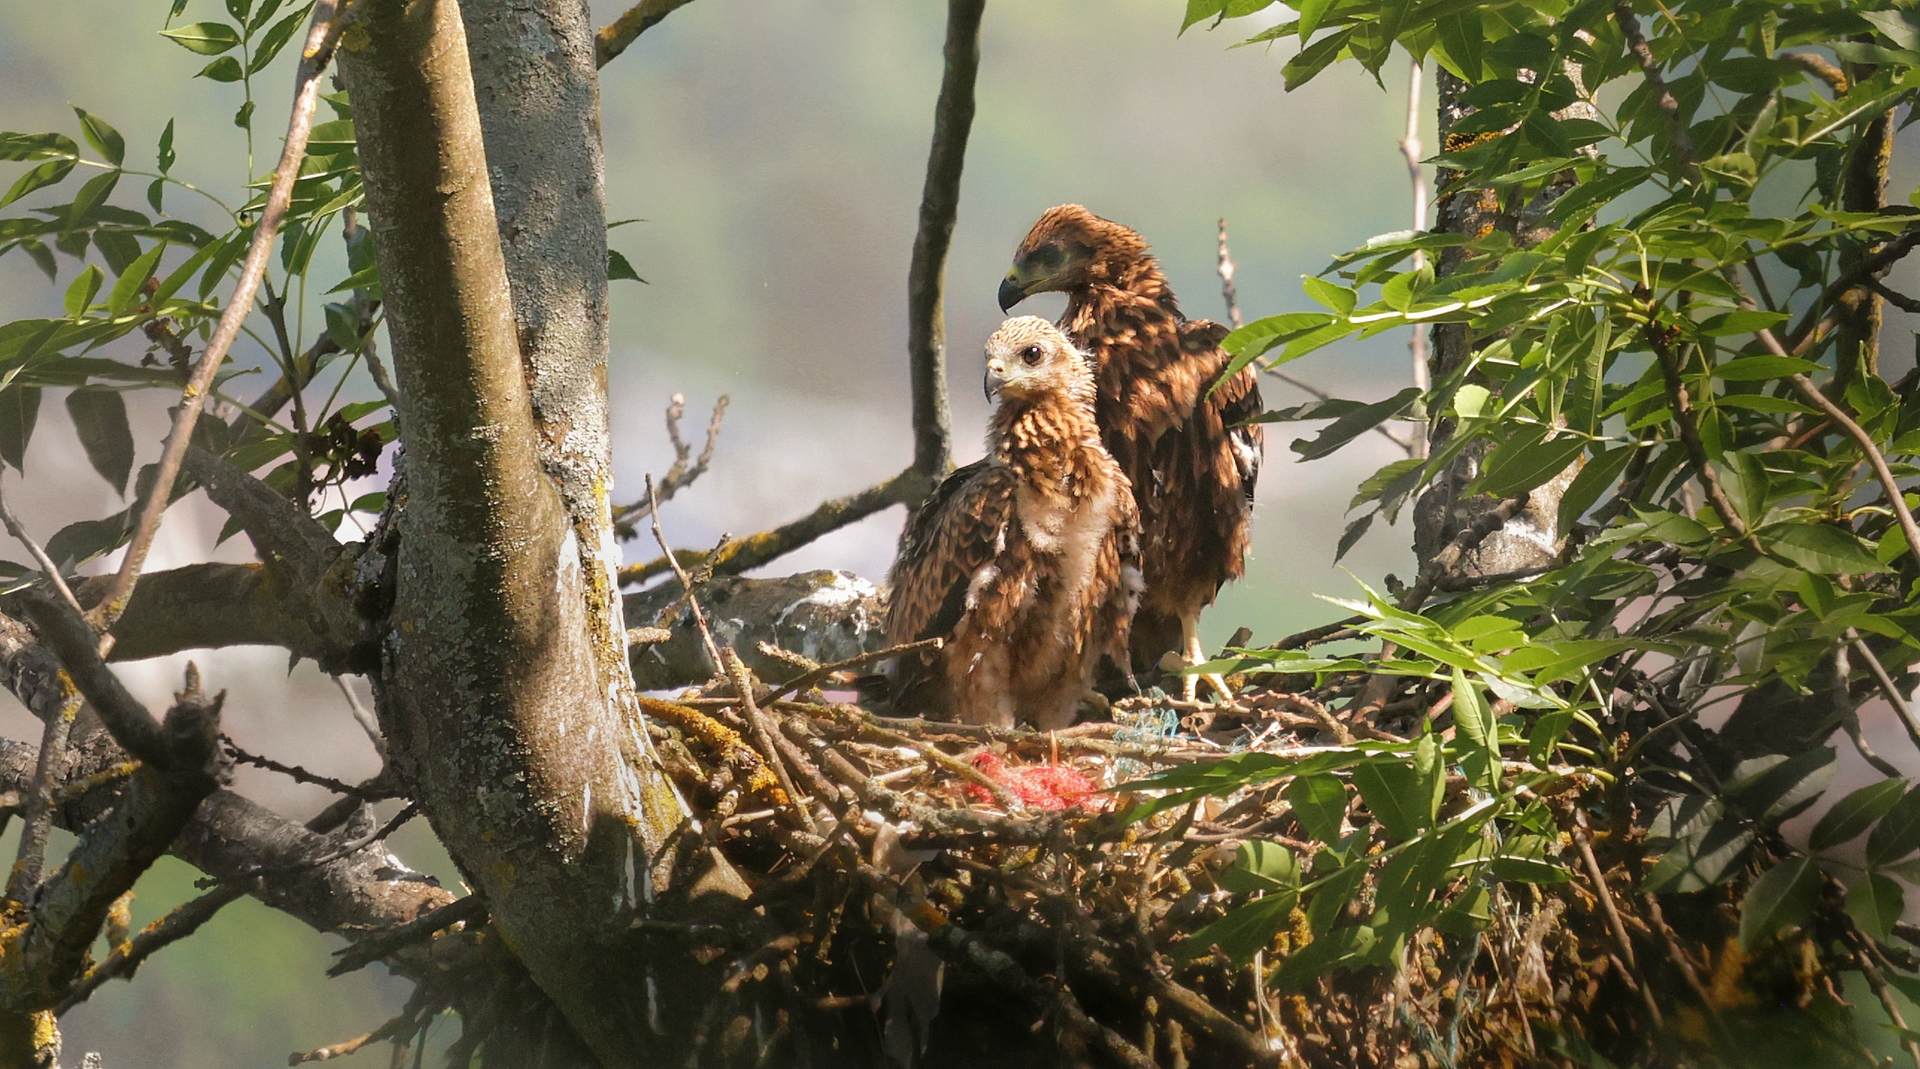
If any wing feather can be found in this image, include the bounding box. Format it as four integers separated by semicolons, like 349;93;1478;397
886;461;1019;708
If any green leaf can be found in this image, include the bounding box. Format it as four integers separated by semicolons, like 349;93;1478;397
1558;444;1635;531
106;242;165;316
198;56;245;82
1763;523;1881;574
1714;355;1819;381
1354;758;1430;842
1810;778;1907;852
71;108;124;166
1;158;76;208
1286;774;1347;844
325;262;381;297
1696;309;1787;337
1643;817;1754;894
160;22;243;54
1451;667;1499;792
1301;275;1355;316
1179;892;1293;962
64;387;133;495
63;264;104;317
1848;873;1904;942
1473;432;1587;499
1292;387;1421;461
0;388;43;471
156;119;176;174
0;132;78;162
1180;0;1228;32
248;8;309;75
1738;747;1834;825
1738;854;1819;949
1218;840;1300;893
608;249;645;283
1869;784;1920;866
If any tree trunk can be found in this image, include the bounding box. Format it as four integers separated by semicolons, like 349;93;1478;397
338;0;697;1061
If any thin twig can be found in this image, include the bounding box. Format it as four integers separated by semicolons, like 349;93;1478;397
620;467;920;586
1641;314;1763;552
332;674;385;760
8;690;80;899
92;0;359;631
1775;364;1920;574
1849;631;1920;759
1216;218;1242;330
647;475;722;671
1854;933;1920;1069
329;894;487;977
0;476;80;614
612;393;728;536
594;0;700;68
1613;0;1699;185
721;648;816;833
221;734;394;799
1401;58;1431;429
56;885;246;1014
1570;820;1662;1027
761;637;943;704
235;802;420;877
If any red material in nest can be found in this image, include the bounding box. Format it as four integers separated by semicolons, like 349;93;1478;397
965;751;1102;811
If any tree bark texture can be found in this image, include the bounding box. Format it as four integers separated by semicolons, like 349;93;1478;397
1412;69;1586;579
339;1;681;1060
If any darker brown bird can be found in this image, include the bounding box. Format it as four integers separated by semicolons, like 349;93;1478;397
999;205;1263;697
887;316;1141;729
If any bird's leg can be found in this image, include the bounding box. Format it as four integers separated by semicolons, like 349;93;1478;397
1182;614;1233;703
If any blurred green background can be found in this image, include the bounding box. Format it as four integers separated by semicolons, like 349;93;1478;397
0;0;1436;1062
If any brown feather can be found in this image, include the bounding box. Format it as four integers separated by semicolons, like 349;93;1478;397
887;317;1140;728
1008;206;1263;669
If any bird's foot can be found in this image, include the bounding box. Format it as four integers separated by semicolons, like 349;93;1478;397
1181;626;1234;703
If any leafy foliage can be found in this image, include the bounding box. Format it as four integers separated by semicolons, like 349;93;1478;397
1153;0;1920;1042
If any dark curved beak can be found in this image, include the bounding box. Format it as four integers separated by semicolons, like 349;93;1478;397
998;274;1026;312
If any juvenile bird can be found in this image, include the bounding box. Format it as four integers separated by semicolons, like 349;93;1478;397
999;205;1263;699
887;316;1141;729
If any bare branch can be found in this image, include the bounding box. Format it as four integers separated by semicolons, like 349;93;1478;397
220;734;395;800
1850;630;1920;758
1781;51;1848;95
20;591;170;767
1401;58;1432;453
761;637;941;704
648;476;723;672
1215;218;1242;329
612;393;728;537
1613;0;1700;185
620;467;921;586
332;675;385;760
594;0;700;68
1872;281;1920;315
905;0;986;481
55;885;245;1015
0;478;78;615
93;0;358;631
7;690;79;900
328;894;486;977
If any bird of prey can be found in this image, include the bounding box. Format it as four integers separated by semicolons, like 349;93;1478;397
887;316;1142;729
998;205;1263;699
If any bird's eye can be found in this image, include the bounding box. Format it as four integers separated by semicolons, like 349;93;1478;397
1020;345;1044;366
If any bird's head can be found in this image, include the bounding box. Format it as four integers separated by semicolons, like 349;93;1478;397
983;316;1092;405
998;204;1149;311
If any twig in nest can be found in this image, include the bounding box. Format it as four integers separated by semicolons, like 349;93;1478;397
614;393;728;537
762;636;942;703
647;475;722;671
721;648;817;832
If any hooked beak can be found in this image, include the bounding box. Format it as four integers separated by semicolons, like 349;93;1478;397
984;358;1007;401
998;273;1028;312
